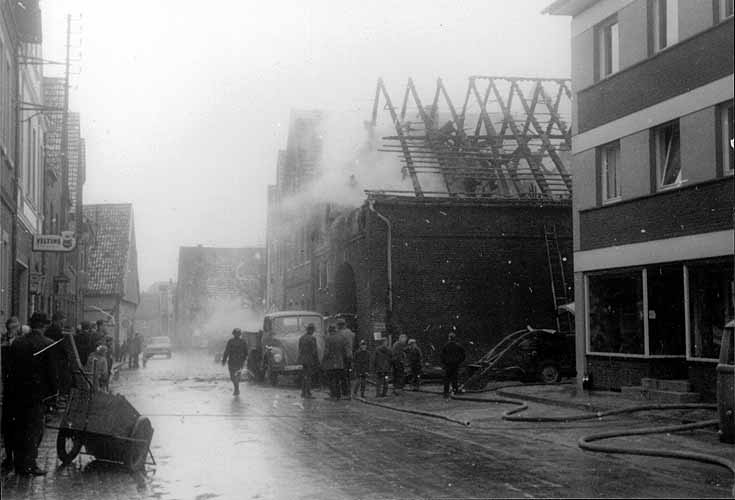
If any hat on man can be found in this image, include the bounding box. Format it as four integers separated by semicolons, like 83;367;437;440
52;311;66;322
336;318;346;327
408;339;416;345
80;320;93;331
29;312;51;327
306;323;315;332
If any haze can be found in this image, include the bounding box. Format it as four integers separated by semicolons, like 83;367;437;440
40;0;571;289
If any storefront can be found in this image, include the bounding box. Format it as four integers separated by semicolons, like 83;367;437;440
583;256;734;398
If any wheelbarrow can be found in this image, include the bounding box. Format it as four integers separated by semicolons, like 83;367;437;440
48;332;155;471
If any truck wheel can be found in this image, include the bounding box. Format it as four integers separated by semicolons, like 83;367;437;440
539;362;561;384
56;429;82;465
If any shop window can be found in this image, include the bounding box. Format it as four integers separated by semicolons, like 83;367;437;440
599;141;621;202
719;0;734;20
688;260;734;359
596;15;619;80
719;101;734;174
654;121;682;188
588;271;645;354
651;0;678;52
647;265;685;355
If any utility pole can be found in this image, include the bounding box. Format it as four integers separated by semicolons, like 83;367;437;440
58;14;74;323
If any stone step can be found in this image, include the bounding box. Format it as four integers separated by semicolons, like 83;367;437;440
640;378;691;392
621;385;700;404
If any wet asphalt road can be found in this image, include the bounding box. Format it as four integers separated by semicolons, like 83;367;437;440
2;350;732;499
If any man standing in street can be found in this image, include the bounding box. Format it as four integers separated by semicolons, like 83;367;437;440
44;312;71;405
406;339;423;391
322;325;348;400
129;332;143;369
297;323;319;399
1;317;21;470
222;328;248;396
391;333;408;395
440;332;466;398
336;318;355;400
373;335;392;398
5;313;58;475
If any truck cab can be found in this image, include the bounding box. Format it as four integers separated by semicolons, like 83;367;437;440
259;311;325;385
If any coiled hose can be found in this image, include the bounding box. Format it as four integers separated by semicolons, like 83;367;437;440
359;383;735;477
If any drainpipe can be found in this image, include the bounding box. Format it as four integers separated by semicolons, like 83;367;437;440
368;200;392;315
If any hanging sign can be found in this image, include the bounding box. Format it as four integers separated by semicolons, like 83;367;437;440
33;231;76;252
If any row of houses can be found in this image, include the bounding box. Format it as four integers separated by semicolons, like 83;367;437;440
265;1;734;400
0;1;88;330
0;1;140;349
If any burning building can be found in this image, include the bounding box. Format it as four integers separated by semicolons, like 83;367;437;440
266;78;574;361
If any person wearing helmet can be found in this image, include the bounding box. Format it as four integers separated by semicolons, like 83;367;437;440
222;328;248;396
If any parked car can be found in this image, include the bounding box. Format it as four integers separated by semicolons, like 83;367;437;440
258;311;325;385
463;327;575;389
143;336;172;360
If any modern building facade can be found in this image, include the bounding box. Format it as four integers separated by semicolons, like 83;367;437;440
546;0;734;399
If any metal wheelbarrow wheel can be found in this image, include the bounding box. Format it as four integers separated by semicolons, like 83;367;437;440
125;416;153;471
56;429;83;465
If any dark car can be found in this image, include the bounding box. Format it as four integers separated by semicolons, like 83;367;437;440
464;328;575;389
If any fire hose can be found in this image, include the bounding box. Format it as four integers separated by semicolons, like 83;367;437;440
357;383;735;477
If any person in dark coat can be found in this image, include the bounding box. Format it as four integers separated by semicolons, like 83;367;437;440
337;319;355;400
76;321;96;367
406;339;423;391
5;313;58;475
297;323;319;399
1;316;20;470
222;328;248;396
391;333;408;394
129;332;143;369
373;336;392;398
351;340;370;398
45;312;72;402
321;325;348;400
440;332;466;398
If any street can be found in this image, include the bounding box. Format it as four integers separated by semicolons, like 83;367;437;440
2;350;732;500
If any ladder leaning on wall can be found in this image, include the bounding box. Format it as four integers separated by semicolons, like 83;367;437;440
543;223;573;334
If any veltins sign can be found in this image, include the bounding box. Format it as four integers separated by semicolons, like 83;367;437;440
33;231;76;252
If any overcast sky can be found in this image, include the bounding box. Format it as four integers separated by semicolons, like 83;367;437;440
40;0;571;289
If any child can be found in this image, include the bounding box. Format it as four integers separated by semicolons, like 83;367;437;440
373;336;392;397
352;340;370;398
85;344;109;391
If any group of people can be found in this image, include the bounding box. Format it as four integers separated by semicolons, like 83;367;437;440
297;320;467;400
0;311;125;475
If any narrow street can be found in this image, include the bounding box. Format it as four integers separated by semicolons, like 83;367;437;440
2;351;731;500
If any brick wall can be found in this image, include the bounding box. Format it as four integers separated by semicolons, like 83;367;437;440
305;198;574;363
580;177;734;250
586;355;688;391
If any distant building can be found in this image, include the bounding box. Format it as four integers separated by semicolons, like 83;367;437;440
175;246;265;347
545;0;734;400
136;281;175;339
83;203;140;347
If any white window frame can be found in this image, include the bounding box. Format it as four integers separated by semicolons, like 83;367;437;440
684;263;730;363
600;140;622;203
585;266;687;359
720;101;734;175
719;0;734;21
597;15;620;79
652;0;679;52
654;120;684;189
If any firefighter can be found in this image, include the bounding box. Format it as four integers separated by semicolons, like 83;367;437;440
222;328;248;396
440;332;466;398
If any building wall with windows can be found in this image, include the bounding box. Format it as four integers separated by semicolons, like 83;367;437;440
547;0;734;399
0;1;19;331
